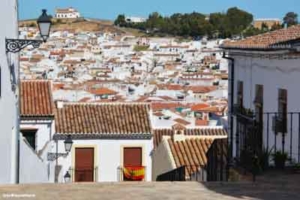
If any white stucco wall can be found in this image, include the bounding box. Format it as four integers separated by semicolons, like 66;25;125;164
52;139;153;183
20;120;54;153
152;138;176;180
19;137;49;183
231;52;300;160
0;0;19;184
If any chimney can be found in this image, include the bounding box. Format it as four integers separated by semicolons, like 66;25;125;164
171;123;186;142
56;101;64;109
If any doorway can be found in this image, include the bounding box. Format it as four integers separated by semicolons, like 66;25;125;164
75;148;94;182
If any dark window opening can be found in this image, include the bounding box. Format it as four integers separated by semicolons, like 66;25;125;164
278;88;287;132
254;85;263;123
21;129;37;150
237;81;243;108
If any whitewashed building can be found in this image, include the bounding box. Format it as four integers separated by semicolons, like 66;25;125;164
55;8;80;19
152;124;227;181
19;80;55;183
52;102;153;182
222;25;300;164
0;0;19;184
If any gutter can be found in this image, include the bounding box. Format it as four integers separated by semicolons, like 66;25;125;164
222;51;235;180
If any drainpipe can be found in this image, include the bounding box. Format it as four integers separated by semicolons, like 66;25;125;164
222;51;234;181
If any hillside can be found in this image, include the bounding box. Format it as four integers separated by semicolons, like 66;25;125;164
19;18;129;34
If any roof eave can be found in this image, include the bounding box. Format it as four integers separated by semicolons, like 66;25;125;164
53;133;153;140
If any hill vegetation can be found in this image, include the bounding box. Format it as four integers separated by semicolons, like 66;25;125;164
115;8;299;39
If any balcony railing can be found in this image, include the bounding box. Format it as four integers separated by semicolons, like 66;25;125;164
156;165;206;182
69;167;98;182
234;111;300;167
118;166;146;182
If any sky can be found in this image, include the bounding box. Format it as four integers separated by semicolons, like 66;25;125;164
19;0;300;20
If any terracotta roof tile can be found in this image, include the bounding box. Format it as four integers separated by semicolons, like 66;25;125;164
21;80;54;118
55;103;152;137
88;87;118;95
153;128;227;148
187;86;217;93
174;118;190;126
222;25;300;50
168;138;214;174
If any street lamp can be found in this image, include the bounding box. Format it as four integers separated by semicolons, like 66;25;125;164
37;9;52;42
64;171;71;183
6;9;52;53
47;135;73;161
64;135;73;153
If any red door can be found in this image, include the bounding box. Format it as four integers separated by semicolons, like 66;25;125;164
123;147;142;181
75;148;94;182
124;147;142;167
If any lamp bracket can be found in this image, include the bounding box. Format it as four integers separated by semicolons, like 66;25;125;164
6;39;43;53
47;152;68;161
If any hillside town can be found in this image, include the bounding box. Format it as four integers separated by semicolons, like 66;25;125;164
19;18;229;129
1;3;300;200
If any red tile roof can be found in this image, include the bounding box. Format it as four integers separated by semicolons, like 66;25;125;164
21;80;54;118
191;103;210;111
222;25;300;50
151;102;186;111
55;103;152;138
195;119;209;126
88;88;117;95
169;138;213;167
187;86;217;93
173;118;190;126
153;128;227;148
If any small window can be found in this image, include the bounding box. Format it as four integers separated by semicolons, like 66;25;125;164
21;129;37;150
278;89;287;120
237;81;243;107
254;84;263;106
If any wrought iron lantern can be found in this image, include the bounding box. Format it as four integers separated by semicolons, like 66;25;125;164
64;135;73;153
64;171;71;183
6;9;52;53
47;135;73;161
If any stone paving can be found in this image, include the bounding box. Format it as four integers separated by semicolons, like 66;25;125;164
0;172;299;200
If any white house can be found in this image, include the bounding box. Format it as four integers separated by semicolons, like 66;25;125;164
152;124;227;181
125;16;147;23
52;102;153;183
55;8;80;19
0;0;19;184
20;80;55;155
19;80;55;183
222;25;300;164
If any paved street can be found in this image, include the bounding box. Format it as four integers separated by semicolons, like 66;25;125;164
0;177;300;200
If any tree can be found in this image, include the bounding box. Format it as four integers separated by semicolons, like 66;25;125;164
226;7;253;36
270;23;282;31
243;26;262;37
114;14;126;26
283;12;298;27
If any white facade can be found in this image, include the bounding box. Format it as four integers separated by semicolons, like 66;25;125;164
0;0;19;184
19;138;49;183
55;8;80;19
53;139;153;182
229;50;300;161
125;16;147;23
20;119;55;153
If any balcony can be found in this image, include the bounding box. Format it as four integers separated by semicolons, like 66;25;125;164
69;167;98;182
234;111;300;171
118;166;146;181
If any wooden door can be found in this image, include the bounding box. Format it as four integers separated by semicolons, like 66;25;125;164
123;147;142;181
75;148;94;182
123;147;142;167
